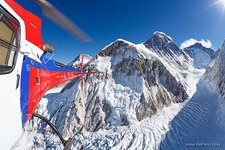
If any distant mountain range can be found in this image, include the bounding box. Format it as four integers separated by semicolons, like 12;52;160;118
16;32;225;150
184;42;215;69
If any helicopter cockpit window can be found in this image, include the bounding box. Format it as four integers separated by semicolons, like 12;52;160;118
0;8;20;74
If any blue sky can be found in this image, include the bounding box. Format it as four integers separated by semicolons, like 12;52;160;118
17;0;225;63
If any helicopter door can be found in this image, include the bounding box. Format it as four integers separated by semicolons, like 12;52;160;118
0;7;23;149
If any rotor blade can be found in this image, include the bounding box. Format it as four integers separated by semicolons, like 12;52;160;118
35;0;91;42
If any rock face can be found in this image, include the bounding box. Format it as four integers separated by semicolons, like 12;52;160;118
94;39;188;122
56;39;188;133
184;43;215;69
144;32;191;73
18;32;205;149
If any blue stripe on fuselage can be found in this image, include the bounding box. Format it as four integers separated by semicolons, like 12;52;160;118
20;55;80;126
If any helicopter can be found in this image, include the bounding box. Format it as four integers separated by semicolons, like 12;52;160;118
0;0;95;149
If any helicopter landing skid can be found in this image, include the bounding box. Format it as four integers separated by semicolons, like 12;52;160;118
32;113;74;150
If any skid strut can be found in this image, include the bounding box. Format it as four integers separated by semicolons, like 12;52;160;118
32;113;73;150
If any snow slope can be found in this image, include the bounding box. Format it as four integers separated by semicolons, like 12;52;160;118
160;81;224;150
202;40;225;133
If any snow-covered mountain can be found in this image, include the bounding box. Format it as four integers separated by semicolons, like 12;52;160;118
159;41;225;150
93;39;188;122
145;32;184;56
145;32;190;70
68;54;92;69
143;32;204;96
202;41;225;130
16;32;214;150
203;42;225;92
183;43;216;69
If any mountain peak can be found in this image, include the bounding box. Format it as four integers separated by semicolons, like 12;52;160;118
192;42;203;48
145;31;174;47
102;38;135;51
68;54;92;68
184;42;215;69
153;31;173;42
98;38;137;58
144;32;183;56
115;38;134;44
185;42;214;53
187;42;213;51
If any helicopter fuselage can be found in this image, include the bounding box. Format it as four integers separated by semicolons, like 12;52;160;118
0;0;83;149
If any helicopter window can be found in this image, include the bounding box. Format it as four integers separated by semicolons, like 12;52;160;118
0;8;20;74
